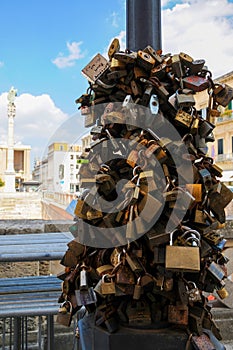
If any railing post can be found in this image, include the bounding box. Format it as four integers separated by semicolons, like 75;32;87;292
13;317;21;350
47;315;54;350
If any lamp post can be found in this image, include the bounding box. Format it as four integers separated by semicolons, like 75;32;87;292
4;87;17;192
126;0;162;51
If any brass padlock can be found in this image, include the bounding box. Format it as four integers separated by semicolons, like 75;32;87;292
108;38;120;60
174;109;193;128
165;230;200;272
56;301;73;327
101;274;116;295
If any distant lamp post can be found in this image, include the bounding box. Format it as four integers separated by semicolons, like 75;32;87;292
4;87;17;192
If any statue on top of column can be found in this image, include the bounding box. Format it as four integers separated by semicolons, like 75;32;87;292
7;86;17;105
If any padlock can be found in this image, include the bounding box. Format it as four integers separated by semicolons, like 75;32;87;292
167;303;188;325
96;264;114;276
174;109;193;128
189;305;205;335
199;119;215;138
143;45;163;64
176;89;195;108
81;53;109;84
188;59;205;75
182;75;210;92
207;90;221;121
108;38;120;60
150;62;167;80
171;54;184;78
110;57;126;70
75;275;97;306
186;281;202;303
216;287;229;300
115;254;135;285
213;83;233;107
207;262;225;283
56;301;73;327
208;183;233;223
165;230;200;272
101;274;116;295
163;274;174;292
179;52;193;68
137;50;155;71
185;184;202;202
191;333;216;350
74;199;89;219
190;117;200;135
114;51;137;64
133;277;142;300
148;76;170;100
124;250;143;273
126;300;151;326
199;168;212;192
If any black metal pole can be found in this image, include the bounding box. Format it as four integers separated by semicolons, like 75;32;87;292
126;0;162;51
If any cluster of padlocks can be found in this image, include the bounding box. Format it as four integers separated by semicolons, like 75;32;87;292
57;38;233;344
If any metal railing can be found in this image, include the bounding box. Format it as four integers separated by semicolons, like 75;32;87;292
215;153;233;162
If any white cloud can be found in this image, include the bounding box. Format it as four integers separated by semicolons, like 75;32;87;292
110;11;119;28
52;41;85;68
102;30;126;59
162;0;233;77
0;92;69;163
0;61;4;68
0;92;87;166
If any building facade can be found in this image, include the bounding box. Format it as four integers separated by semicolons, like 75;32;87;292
32;142;82;193
0;143;31;191
212;71;233;185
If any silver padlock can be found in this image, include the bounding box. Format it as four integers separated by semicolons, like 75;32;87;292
186;281;202;303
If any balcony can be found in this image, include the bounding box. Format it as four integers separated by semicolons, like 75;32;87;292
215;153;233;162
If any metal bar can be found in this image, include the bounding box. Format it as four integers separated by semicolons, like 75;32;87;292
2;318;6;350
38;316;42;350
47;315;54;350
21;317;24;350
10;317;13;350
13;317;21;350
126;0;162;51
25;316;28;350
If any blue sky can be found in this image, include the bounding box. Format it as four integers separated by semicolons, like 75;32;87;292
1;0;233;168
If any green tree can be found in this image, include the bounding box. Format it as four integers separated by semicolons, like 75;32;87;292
0;178;5;187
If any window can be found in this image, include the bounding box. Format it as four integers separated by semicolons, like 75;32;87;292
70;155;74;160
76;164;79;169
59;145;64;151
217;139;223;155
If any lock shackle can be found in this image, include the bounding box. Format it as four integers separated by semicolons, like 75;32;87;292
60;300;72;313
187;281;198;289
184;236;201;247
182;226;200;239
133;165;141;176
169;228;181;245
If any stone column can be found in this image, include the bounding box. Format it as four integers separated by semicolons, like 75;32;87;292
4;87;17;192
